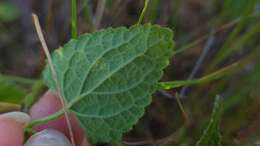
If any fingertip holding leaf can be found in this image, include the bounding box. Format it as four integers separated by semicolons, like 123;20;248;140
25;129;72;146
0;115;24;146
0;111;31;127
43;24;174;143
30;90;85;146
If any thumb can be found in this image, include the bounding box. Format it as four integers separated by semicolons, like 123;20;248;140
25;129;73;146
0;113;27;146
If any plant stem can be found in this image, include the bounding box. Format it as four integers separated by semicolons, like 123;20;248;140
137;0;150;24
175;93;189;124
179;29;215;96
159;45;259;90
28;110;64;127
32;13;76;146
72;0;77;38
0;73;38;84
159;62;239;90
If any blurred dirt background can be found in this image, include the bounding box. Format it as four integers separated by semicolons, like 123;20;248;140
0;0;260;146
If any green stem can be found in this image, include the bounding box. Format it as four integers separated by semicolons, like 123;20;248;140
159;62;239;90
0;73;38;84
137;0;150;24
27;94;78;127
72;0;77;38
27;93;81;127
175;94;189;124
28;110;64;127
159;45;259;90
25;127;36;134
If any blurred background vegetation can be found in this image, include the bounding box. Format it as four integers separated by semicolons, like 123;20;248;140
0;0;259;146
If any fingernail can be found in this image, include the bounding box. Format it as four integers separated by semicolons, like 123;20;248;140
0;111;31;126
25;129;73;146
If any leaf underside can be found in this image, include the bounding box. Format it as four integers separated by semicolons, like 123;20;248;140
196;96;223;146
43;24;174;143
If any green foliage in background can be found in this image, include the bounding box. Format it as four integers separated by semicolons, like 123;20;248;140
223;0;257;19
223;0;247;18
196;96;223;146
0;78;26;104
0;2;19;22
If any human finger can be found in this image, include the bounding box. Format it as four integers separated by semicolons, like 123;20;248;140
30;91;85;146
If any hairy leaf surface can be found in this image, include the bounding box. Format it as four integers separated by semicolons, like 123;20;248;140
196;96;223;146
43;24;174;143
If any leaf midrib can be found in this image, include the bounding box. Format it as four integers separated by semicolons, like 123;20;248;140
67;28;169;109
77;30;139;96
69;67;154;118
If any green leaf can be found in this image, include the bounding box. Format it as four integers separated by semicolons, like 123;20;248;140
0;78;26;104
196;96;223;146
43;24;174;143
